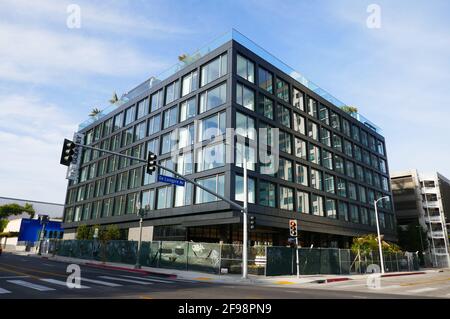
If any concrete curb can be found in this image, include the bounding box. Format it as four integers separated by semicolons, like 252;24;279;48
380;271;426;278
84;262;177;278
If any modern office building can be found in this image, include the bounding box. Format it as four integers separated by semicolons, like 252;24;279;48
62;30;395;248
391;170;450;267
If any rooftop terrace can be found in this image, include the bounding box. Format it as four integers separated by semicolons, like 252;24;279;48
78;29;381;134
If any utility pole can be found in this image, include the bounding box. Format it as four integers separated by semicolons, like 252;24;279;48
242;155;248;279
134;203;149;269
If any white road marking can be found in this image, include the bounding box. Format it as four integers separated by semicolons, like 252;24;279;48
98;276;153;285
120;275;174;284
0;287;11;294
7;280;56;291
408;287;438;293
81;278;122;287
40;278;90;289
378;285;402;290
328;283;367;289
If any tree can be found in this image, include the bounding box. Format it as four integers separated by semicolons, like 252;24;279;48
351;234;402;255
89;108;102;118
0;219;8;232
99;225;121;241
341;106;358;114
0;203;35;219
109;92;119;104
76;224;91;240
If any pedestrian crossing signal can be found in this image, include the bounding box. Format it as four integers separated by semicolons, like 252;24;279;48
289;219;298;237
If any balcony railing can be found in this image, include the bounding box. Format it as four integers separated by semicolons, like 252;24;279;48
432;248;449;255
425;216;443;223
430;231;445;238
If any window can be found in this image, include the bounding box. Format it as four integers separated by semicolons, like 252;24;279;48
344;140;353;157
259;180;276;207
260;122;275;148
236;142;256;171
361;207;369;224
199;111;226;141
236;112;256;140
311;194;324;216
365;169;373;185
196;142;225;172
333;134;342;152
330;112;340;131
309;144;321;165
258;67;273;93
157;185;173;209
277;104;291;128
148;114;161;135
293;113;305;134
195;174;225;204
342;118;351;137
321;127;331;146
182;71;198;97
137;98;148;119
141;189;155;211
337;178;347;197
322;150;333;170
135;121;146;141
237;54;254;83
379;159;387;173
151;89;164;112
278;158;293;181
112;196;124;216
352;125;360;142
293;88;304;111
377;140;385;155
308;121;319;141
199;82;227;113
103;118;113;137
356;165;364;182
163;105;178;129
359;185;367;203
324;173;335;193
311;169;322;190
362;150;371;165
235;175;256;203
339;202;349;221
258;95;273;119
368;135;376;151
114;112;123;131
360;130;368;146
279;130;292;154
297;191;309;214
354;145;362;162
346;161;355;178
326;199;337;219
201;53;227;86
348;182;357;200
294;137;307;160
307;98;318;118
295;164;308;186
161;130;177;154
176;151;193;176
180;97;196;122
371;154;379;170
382;177;389;191
350;205;359;223
165;80;179;105
174;183;193;207
128;168;142;189
179;124;194;148
125;106;136;125
276;78;289;102
279;186;294;210
236;83;255;110
319;105;329;125
122;127;134;147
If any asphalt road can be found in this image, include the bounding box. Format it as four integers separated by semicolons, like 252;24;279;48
0;253;428;299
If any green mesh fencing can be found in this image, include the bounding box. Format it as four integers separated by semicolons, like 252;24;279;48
187;242;221;274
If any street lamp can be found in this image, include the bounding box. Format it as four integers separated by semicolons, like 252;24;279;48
37;215;49;256
134;203;150;269
374;196;389;274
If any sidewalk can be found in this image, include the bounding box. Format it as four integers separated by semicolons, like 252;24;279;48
17;252;446;287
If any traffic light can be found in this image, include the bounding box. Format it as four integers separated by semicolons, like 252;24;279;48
249;215;256;230
146;151;158;175
60;139;77;166
289;219;298;237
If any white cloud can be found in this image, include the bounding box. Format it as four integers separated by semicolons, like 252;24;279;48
0;94;77;203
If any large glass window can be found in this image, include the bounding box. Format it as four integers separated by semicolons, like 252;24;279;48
324;173;335;193
180;97;196;122
199;82;227;113
348;182;357;200
359;185;367;203
135;121;146;141
346;160;355;178
309;144;321;165
258;67;273;93
344;140;353;157
163;105;178;129
293;113;305;135
122;127;134;147
354;145;362;162
295;163;308;186
161;130;177;154
279;186;294;211
236;142;256;171
165;80;179;105
330;112;340;131
279;130;292;154
235;175;256;203
337;178;347;197
339;202;349;221
141;189;155;211
148;114;161;135
307;98;318;118
157;186;173;209
361;207;369;224
310;169;322;191
201;53;228;86
293;88;304;111
276;78;289;103
311;194;324;216
277;104;291;128
236;83;255;110
333;134;342;152
350;205;359;223
151;89;163;112
259;180;276;207
308;121;319;141
321;127;331;146
199;111;226;141
258;95;273;119
278;158;293;182
352;125;360;142
182;71;198;97
137;98;148;119
176;151;193;175
174;183;193;207
179;124;194;148
326;199;337;219
294;137;307;160
196;142;225;172
342;118;351;137
297;191;309;214
322;150;333;170
319;105;329;125
195;174;225;204
236;112;256;140
125;106;136;126
103;118;113;137
237;54;254;83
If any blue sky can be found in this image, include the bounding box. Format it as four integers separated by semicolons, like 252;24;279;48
0;0;449;203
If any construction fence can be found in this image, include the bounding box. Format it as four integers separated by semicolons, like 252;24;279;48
51;240;420;276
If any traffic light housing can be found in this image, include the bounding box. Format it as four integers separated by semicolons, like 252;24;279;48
146;152;157;175
60;139;77;166
249;215;256;230
289;219;298;237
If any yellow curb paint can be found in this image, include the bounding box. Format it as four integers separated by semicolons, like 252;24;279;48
274;281;295;285
194;277;213;281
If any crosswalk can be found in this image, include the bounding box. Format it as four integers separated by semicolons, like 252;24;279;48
0;274;198;296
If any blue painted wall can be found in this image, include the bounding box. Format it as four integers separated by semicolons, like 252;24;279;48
18;218;64;242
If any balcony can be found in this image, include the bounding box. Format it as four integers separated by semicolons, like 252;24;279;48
432;248;449;255
424;216;443;223
430;231;445;238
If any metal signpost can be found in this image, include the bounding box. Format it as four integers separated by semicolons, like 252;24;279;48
289;219;300;278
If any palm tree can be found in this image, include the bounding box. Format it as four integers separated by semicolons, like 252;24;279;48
341;106;359;114
89;108;102;117
109;91;119;104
